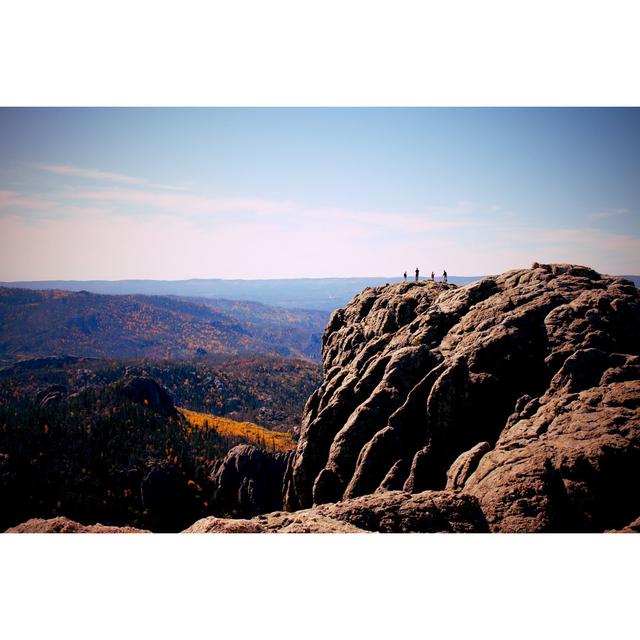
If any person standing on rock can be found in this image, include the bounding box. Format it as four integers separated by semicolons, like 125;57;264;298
431;271;435;281
415;267;419;282
403;271;407;281
443;269;447;283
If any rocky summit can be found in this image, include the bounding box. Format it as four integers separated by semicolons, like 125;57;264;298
281;263;640;532
6;264;640;533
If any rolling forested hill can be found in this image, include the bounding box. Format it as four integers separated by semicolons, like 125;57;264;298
0;287;327;363
0;354;321;432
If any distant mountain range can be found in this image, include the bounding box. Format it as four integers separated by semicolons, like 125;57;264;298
0;276;484;311
1;274;636;365
0;287;326;363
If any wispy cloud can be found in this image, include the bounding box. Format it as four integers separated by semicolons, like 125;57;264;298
72;188;492;231
0;190;112;220
31;163;188;191
33;163;145;184
538;227;640;255
15;162;504;233
0;190;53;209
302;206;474;231
72;188;298;217
588;207;632;221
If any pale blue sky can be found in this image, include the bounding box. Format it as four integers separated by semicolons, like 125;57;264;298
1;108;638;279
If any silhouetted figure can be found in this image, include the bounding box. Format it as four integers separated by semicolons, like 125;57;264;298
403;271;407;281
443;269;448;283
431;271;435;281
415;268;419;282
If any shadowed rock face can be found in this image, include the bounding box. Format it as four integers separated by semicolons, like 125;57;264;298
283;264;640;532
117;376;176;415
209;445;291;518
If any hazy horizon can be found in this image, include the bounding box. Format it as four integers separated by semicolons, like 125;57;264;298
3;273;484;283
3;268;640;285
1;108;639;280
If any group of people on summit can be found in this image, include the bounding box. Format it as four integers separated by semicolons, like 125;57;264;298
403;268;447;283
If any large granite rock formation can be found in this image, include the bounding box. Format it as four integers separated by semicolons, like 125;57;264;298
282;263;640;532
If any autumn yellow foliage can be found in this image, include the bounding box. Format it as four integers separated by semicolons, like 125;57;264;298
179;408;296;451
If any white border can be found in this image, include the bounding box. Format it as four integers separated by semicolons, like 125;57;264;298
1;0;639;106
1;533;638;639
1;1;638;637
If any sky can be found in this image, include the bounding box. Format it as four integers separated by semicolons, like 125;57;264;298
0;107;639;280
